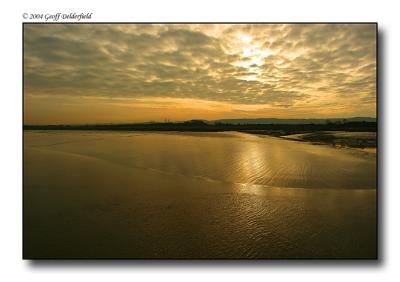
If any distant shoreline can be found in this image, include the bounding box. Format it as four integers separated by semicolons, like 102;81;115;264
23;121;376;132
24;121;377;149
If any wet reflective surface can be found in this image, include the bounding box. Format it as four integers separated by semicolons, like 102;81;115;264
24;131;377;258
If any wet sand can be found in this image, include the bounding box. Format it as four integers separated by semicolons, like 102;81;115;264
23;131;377;258
281;131;376;149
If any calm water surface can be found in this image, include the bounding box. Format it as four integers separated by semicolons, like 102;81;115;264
24;131;376;258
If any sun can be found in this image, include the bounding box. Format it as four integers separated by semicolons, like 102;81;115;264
232;33;274;81
237;33;253;44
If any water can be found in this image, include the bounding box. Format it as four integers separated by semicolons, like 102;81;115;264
23;130;377;258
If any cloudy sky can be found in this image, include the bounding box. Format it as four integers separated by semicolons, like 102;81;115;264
24;24;376;124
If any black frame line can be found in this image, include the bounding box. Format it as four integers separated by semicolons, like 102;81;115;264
22;22;379;261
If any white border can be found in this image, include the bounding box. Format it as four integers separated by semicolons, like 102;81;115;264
1;0;399;281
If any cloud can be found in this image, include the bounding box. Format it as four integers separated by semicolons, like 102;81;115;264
24;24;376;123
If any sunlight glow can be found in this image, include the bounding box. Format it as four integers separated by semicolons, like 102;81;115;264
232;33;277;82
24;24;377;124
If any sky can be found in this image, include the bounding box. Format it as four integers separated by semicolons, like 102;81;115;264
24;24;376;124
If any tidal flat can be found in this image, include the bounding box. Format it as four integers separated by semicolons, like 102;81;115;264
23;130;377;258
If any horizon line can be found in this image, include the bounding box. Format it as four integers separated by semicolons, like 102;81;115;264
23;116;377;127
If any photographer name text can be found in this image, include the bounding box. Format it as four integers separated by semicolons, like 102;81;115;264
23;12;93;22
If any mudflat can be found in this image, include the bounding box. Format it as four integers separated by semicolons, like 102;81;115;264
23;130;377;258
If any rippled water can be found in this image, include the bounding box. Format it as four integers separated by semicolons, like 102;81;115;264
23;131;377;258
